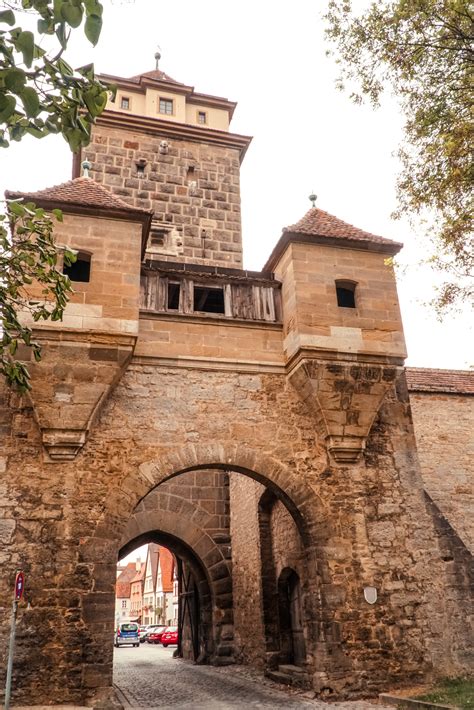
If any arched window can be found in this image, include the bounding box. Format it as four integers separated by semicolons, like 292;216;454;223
335;279;357;308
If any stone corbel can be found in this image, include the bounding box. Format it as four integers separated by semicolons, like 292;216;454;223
288;359;400;463
23;331;136;461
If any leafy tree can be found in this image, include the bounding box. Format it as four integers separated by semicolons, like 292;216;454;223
1;0;110;390
324;0;473;312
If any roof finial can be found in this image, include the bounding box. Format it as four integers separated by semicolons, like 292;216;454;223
82;158;92;178
154;47;161;70
309;191;317;208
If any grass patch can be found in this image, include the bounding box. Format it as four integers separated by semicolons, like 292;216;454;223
413;677;473;708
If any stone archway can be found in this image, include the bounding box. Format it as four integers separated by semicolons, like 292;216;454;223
120;490;234;663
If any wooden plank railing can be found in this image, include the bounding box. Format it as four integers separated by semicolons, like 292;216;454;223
140;263;282;323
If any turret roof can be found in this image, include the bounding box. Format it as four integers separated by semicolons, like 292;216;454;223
6;176;152;257
286;207;402;248
6;176;151;215
263;206;402;271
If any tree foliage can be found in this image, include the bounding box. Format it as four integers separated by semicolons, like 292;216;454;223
0;0;110;390
324;0;473;312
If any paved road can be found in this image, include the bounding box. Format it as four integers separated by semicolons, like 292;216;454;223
113;643;391;709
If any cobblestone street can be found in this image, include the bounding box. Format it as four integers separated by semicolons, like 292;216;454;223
113;644;391;709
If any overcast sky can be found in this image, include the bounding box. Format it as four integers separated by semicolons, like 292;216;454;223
1;0;471;369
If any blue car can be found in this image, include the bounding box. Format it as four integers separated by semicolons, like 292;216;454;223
114;622;140;647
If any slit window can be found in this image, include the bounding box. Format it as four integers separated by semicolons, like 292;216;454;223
167;282;180;310
193;285;225;314
63;251;91;283
336;280;357;308
159;98;173;115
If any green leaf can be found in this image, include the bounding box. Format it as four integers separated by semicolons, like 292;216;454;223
0;10;15;26
84;13;102;46
37;17;52;34
4;67;26;92
52;208;63;222
19;87;40;117
0;94;16;122
61;2;83;28
15;30;35;67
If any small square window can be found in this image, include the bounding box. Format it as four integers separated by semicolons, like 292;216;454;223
63;251;91;283
159;98;173;115
120;96;130;110
335;280;357;308
197;111;207;125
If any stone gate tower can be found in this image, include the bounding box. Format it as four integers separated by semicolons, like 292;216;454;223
1;63;471;706
73;65;251;267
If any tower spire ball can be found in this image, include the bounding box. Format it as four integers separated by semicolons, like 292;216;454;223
309;192;317;208
81;158;92;178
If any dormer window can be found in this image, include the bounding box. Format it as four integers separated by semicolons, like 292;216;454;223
120;96;130;110
197;111;207;125
63;251;92;283
159;98;173;115
335;280;357;308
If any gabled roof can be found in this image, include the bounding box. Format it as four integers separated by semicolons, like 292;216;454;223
406;367;474;395
263;206;402;271
158;547;174;593
145;543;160;590
116;562;138;599
6;177;152;257
130;562;146;585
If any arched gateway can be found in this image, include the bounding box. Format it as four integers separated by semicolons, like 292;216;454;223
1;60;470;707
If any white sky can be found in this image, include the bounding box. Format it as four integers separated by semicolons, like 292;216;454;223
1;0;471;368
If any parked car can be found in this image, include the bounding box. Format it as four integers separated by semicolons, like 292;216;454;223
143;624;161;642
161;626;178;647
114;622;140;647
146;625;167;644
139;625;149;642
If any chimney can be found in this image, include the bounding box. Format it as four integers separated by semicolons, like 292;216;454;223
135;557;141;572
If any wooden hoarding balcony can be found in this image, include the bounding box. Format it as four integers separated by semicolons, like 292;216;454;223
140;260;282;323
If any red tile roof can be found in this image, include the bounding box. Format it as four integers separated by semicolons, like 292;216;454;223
116;562;138;599
6;177;151;215
406;367;474;395
158;547;174;593
263;206;402;271
286;207;402;249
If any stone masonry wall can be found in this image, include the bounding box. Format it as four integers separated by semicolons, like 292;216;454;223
0;365;472;703
271;499;304;580
229;475;266;666
84;124;243;267
410;392;474;552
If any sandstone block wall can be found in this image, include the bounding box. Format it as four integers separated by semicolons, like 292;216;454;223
229;476;266;666
84;125;243;267
410;392;474;552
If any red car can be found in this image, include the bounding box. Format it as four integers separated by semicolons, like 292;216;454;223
161;626;178;647
146;625;167;644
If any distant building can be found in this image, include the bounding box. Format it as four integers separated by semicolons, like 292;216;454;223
115;562;138;626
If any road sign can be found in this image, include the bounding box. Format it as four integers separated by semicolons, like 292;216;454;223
14;571;24;601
